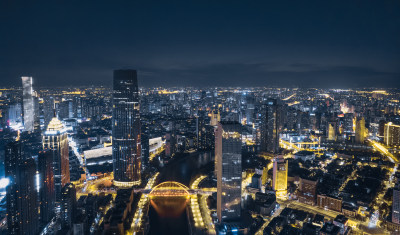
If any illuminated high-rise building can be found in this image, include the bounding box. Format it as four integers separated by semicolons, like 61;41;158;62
5;141;39;235
215;121;242;222
260;99;279;153
22;76;35;132
43;114;70;203
210;109;220;126
272;156;288;197
355;117;366;144
327;121;337;141
112;69;141;187
38;150;55;225
384;122;400;147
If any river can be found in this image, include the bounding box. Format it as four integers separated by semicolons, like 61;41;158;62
148;151;213;235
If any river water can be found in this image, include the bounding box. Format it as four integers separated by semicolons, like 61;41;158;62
148;151;213;235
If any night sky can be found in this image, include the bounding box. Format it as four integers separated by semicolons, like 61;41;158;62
0;1;399;88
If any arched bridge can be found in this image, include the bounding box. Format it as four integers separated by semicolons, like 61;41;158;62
149;181;190;198
136;181;214;196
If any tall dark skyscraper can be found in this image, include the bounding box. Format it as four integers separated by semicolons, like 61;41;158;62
112;69;141;187
260;99;280;153
38;150;55;225
5;141;39;235
215;121;242;222
60;183;77;229
141;125;150;170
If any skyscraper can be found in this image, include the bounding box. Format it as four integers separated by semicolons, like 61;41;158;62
43;114;70;203
355;117;366;144
5;141;39;235
61;183;77;229
22;76;35;132
141;125;150;170
384;122;400;147
343;113;354;134
38;150;55;225
272;156;288;197
43;96;55;129
260;99;279;153
215;121;242;222
327;121;337;141
197;117;214;151
393;181;400;224
112;69;141;187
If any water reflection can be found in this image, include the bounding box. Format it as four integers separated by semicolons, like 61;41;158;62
150;196;189;218
148;151;213;235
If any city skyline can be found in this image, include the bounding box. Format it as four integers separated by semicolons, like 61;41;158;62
1;1;400;234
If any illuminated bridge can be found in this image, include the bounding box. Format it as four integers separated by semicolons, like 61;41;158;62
136;181;213;196
280;139;323;154
149;181;190;198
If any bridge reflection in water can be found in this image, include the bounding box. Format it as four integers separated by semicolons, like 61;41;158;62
149;181;190;218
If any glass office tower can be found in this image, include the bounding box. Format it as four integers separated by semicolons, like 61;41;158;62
112;69;141;187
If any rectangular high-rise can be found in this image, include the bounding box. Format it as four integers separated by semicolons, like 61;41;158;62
355;117;366;144
22;76;35;132
272;156;288;197
5;141;39;235
260;99;279;153
112;69;141;187
43;115;70;203
327;121;337;141
38;150;56;225
61;183;77;229
393;182;400;224
216;121;242;222
384;122;400;147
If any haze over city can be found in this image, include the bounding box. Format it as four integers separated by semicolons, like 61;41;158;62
1;1;400;87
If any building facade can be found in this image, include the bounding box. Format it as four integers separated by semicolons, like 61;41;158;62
384;122;400;147
22;76;35;132
355;117;365;144
317;195;342;212
297;177;317;205
216;121;242;222
260;99;279;153
272;156;288;197
38;150;55;225
5;141;39;235
43;115;70;203
61;183;77;229
112;69;141;187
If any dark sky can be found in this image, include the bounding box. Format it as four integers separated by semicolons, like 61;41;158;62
1;1;399;88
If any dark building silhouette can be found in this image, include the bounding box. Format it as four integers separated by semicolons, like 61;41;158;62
197;117;215;151
5;141;39;235
112;69;141;187
215;121;242;222
141;125;149;169
260;99;280;153
61;183;77;229
38;150;55;225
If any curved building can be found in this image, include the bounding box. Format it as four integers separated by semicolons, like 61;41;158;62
112;69;141;187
